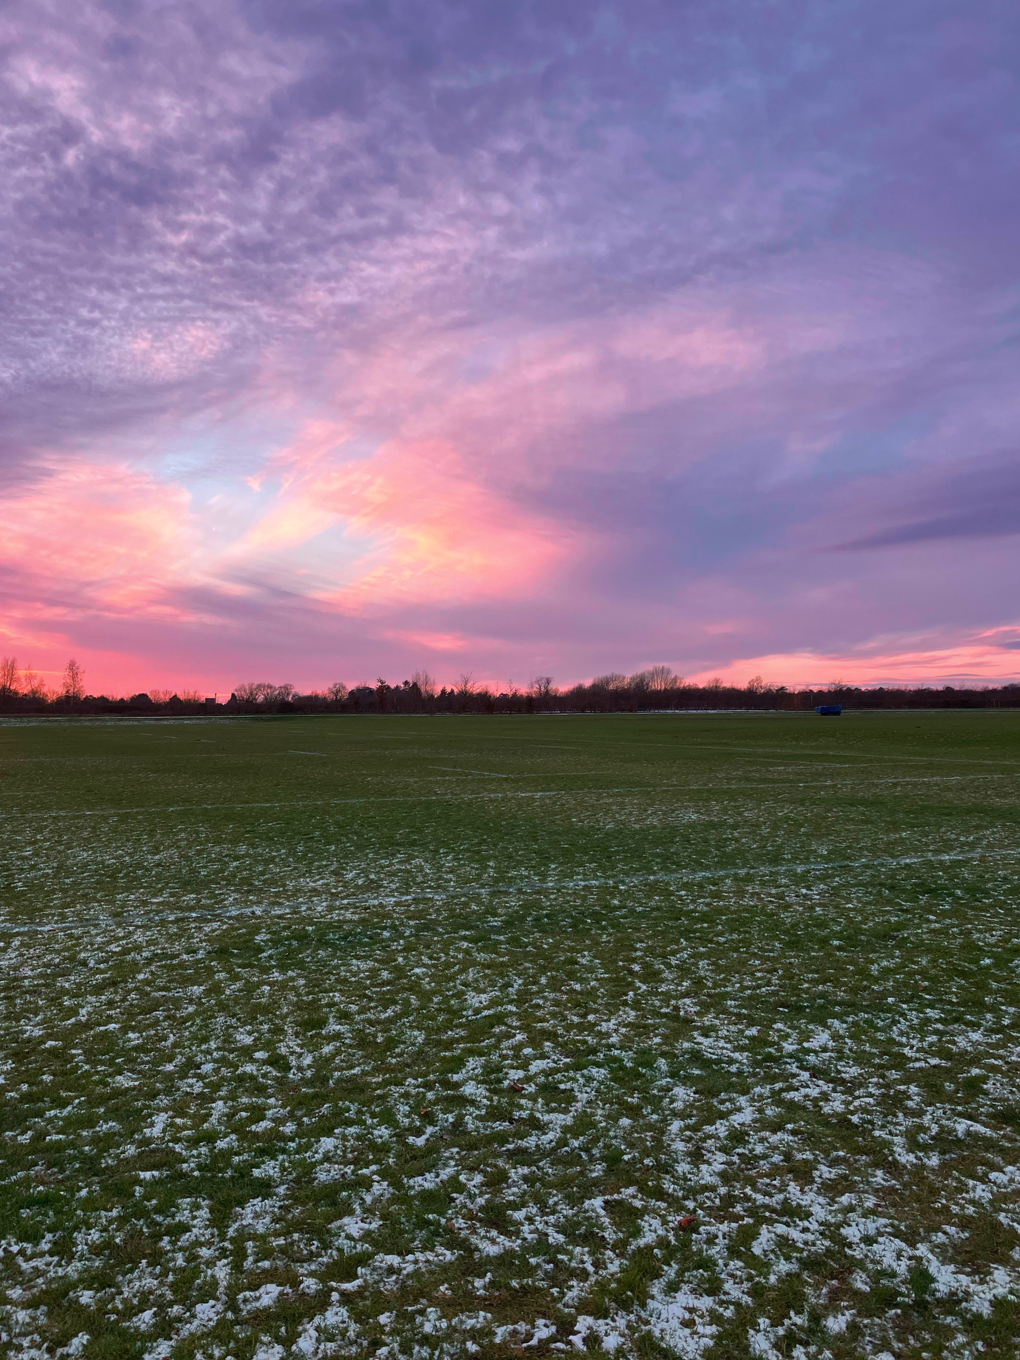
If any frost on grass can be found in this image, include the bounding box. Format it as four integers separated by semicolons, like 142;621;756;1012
2;714;1020;1357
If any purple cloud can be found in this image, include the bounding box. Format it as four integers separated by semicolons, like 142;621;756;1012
0;0;1018;691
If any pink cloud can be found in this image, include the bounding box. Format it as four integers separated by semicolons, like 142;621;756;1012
686;629;1020;690
323;438;575;608
380;630;474;652
0;461;194;612
322;302;770;489
1;257;1015;699
0;461;209;693
204;299;770;615
234;420;583;609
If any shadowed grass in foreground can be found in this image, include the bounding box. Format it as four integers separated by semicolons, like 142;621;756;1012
1;711;1019;1358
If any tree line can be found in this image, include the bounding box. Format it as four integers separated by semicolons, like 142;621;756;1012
1;657;1018;714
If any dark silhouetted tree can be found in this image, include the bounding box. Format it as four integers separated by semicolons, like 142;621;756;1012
62;659;85;703
0;656;16;704
412;670;436;699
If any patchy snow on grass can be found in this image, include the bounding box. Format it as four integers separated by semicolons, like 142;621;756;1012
3;713;1020;1356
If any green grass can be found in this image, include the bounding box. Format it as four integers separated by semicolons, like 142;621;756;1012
1;710;1020;1358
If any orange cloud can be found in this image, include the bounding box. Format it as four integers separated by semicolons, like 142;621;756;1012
225;301;765;605
232;423;579;609
323;438;573;608
0;461;194;612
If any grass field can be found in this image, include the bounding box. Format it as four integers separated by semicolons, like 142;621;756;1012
2;711;1020;1360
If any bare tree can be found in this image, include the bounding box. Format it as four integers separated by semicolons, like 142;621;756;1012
457;672;475;696
327;681;349;701
149;689;173;704
648;665;680;691
18;664;47;701
531;676;554;698
411;670;436;699
0;656;17;702
628;665;680;692
62;658;85;702
649;664;681;691
592;672;627;690
234;682;295;704
745;675;766;694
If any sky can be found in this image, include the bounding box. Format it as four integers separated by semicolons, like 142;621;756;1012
1;0;1019;696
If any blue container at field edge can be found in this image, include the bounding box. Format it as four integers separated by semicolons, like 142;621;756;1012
816;704;842;716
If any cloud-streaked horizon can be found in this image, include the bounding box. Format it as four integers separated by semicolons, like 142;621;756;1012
2;0;1019;695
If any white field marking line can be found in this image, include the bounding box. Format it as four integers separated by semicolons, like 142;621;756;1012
518;730;1015;763
815;773;1010;784
0;787;689;819
430;766;511;778
432;764;646;777
557;846;1020;889
2;734;1010;769
483;742;591;751
541;735;1020;769
4;846;1019;934
425;765;627;778
0;773;1010;822
0;786;722;819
